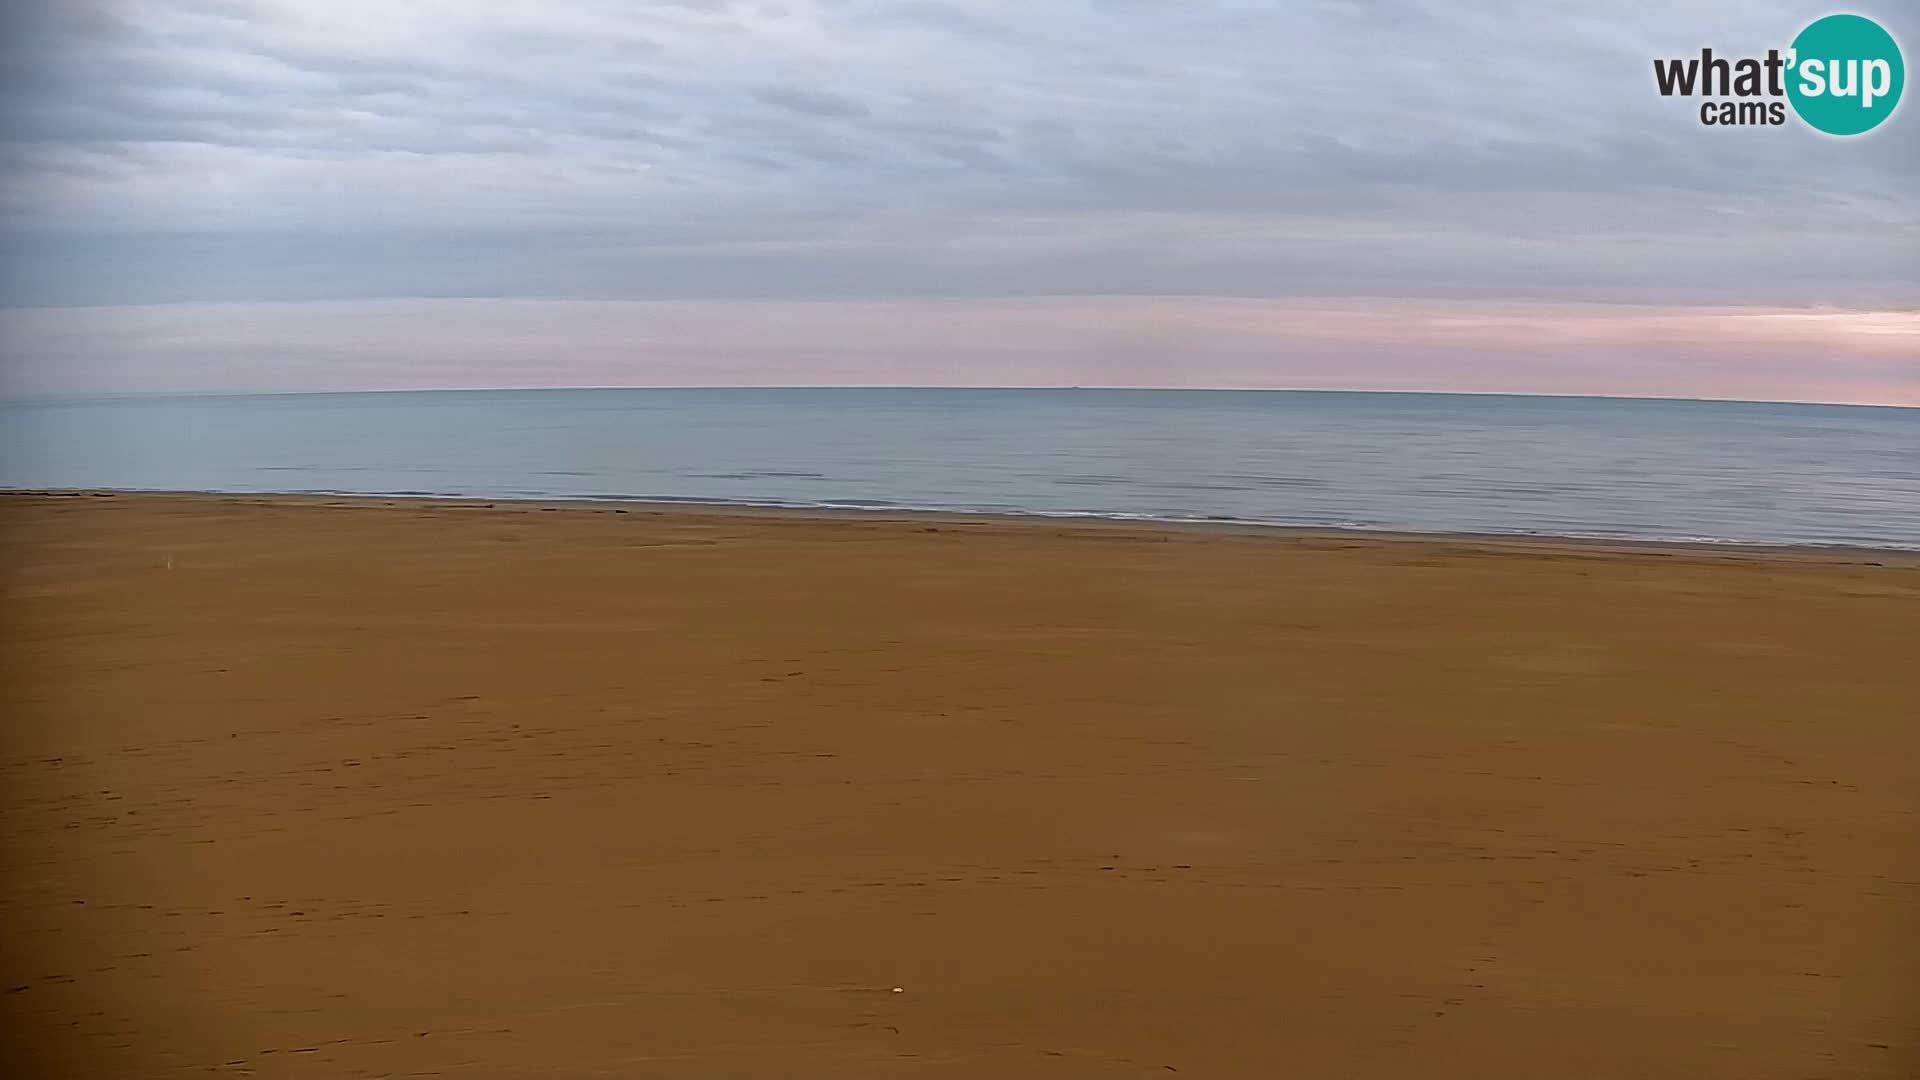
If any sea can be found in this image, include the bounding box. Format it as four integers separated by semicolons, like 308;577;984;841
3;388;1917;550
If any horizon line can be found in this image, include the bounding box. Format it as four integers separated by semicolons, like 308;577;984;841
5;385;1916;412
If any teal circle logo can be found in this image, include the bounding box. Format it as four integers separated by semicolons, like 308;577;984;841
1787;14;1904;135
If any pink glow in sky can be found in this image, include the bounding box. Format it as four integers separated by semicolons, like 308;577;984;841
5;297;1915;407
6;5;1916;405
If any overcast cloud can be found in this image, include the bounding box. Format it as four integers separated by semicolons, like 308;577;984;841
0;1;1914;399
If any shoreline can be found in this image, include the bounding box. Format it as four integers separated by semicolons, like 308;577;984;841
9;488;1920;564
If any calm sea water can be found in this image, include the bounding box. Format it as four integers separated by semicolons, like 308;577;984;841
3;388;1917;549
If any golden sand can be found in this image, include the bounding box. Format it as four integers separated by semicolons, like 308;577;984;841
4;493;1916;1077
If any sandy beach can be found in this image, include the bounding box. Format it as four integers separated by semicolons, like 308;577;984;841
3;491;1916;1078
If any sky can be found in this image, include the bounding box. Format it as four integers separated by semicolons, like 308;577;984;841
0;0;1915;403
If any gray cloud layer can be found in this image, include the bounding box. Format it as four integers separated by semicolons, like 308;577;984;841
2;0;1916;307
